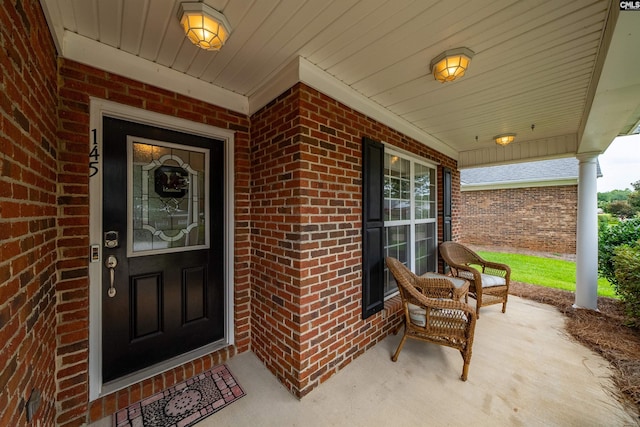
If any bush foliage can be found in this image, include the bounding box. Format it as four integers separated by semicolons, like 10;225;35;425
612;244;640;328
598;217;640;285
599;217;640;328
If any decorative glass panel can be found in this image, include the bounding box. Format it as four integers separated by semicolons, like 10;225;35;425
128;137;209;256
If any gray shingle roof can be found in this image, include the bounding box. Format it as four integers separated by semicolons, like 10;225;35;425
460;158;599;186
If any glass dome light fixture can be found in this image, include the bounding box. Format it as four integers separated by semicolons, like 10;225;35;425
494;133;516;146
430;47;475;83
178;2;232;51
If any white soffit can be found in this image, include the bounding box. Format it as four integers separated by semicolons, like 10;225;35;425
458;134;578;168
579;9;640;153
58;31;457;160
461;178;578;191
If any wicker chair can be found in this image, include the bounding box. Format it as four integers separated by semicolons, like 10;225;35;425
439;241;511;318
386;257;477;381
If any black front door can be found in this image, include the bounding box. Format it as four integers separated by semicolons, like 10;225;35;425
101;117;225;383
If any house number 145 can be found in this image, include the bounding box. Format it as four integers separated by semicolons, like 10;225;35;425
89;129;99;177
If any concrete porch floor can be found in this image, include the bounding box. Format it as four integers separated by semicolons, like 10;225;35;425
96;296;640;426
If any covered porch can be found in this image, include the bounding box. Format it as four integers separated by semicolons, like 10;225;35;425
90;296;637;426
3;1;640;425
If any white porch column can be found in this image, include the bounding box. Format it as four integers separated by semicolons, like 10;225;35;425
574;153;599;310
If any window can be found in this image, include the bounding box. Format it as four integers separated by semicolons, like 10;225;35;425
383;150;437;297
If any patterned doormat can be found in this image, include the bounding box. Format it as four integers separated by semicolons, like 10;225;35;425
113;365;245;427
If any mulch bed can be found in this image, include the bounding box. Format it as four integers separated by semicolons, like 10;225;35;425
509;282;640;417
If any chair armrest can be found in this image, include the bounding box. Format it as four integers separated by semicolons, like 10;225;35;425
401;277;476;319
426;296;476;319
451;264;483;283
480;261;511;280
413;277;457;299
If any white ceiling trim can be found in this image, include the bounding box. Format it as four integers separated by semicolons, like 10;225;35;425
247;57;300;115
39;0;64;54
62;32;249;115
296;58;458;160
461;178;578;192
247;56;458;159
58;29;461;161
579;10;640;153
458;134;578;169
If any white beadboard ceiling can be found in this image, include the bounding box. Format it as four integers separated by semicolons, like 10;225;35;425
39;0;640;167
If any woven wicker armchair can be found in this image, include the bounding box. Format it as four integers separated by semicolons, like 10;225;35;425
439;241;511;318
386;257;477;381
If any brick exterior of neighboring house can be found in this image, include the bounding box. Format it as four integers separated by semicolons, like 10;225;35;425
0;3;461;426
459;159;583;254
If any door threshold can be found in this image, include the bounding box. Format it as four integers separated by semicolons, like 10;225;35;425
98;339;229;399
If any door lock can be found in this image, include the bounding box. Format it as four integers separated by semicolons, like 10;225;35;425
105;255;118;298
104;231;119;248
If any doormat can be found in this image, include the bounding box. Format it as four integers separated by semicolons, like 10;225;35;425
113;364;245;427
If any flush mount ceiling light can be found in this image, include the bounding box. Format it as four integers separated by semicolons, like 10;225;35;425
430;47;475;83
494;133;516;146
178;2;232;51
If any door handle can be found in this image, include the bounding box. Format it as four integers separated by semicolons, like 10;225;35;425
105;255;118;297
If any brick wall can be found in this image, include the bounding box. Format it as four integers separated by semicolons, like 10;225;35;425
460;185;577;254
250;83;459;397
0;0;59;426
56;59;252;425
3;3;463;423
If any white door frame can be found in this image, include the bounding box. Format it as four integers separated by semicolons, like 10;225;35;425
88;98;235;400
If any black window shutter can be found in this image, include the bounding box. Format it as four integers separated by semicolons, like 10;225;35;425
362;137;385;319
443;167;452;242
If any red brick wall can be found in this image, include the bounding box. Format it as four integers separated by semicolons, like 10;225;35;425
3;3;463;423
250;83;459;397
460;185;577;254
56;59;252;425
0;1;59;426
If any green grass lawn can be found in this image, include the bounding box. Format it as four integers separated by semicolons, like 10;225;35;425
476;251;617;298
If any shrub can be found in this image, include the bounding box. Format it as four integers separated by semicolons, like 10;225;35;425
598;213;618;227
608;200;636;219
612;244;640;328
598;217;640;286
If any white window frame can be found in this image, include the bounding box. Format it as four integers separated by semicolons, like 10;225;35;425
383;147;438;298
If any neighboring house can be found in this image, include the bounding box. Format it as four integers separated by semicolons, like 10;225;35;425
459;158;601;254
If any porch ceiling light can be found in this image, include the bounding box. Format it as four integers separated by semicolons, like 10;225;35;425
494;133;516;146
430;47;475;83
178;2;231;51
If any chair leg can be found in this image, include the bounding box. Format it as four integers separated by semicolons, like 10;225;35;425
391;334;408;362
392;319;405;335
461;363;469;381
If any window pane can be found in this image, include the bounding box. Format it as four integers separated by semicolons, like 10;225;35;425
384;154;411;222
383;152;437;297
386;154;409;178
384;225;409;296
414;223;436;276
414;163;435;220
